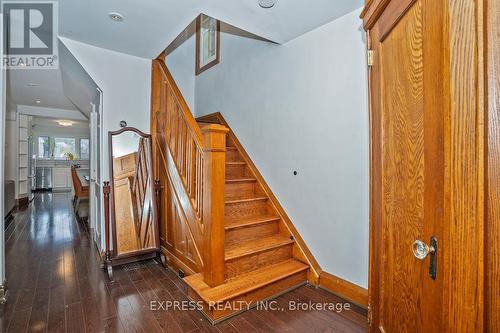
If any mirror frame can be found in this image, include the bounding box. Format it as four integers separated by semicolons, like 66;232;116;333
108;127;160;260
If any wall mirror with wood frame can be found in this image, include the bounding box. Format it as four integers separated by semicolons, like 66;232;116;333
105;127;163;279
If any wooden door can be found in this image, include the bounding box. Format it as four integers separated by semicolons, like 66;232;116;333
362;0;485;332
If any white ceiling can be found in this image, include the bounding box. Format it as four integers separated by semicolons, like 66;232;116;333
17;104;87;121
59;40;100;117
8;67;78;110
59;0;363;58
7;41;99;118
8;0;363;116
32;116;89;129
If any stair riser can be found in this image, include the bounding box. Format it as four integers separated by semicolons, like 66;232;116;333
225;221;279;245
225;182;257;199
188;269;308;323
226;164;248;178
225;200;269;218
225;244;293;279
226;149;243;162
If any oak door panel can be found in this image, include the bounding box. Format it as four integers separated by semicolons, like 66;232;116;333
368;0;449;331
378;2;426;331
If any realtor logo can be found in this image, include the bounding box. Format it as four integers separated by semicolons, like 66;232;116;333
2;1;58;69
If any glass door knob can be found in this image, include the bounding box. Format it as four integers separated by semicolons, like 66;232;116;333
412;239;435;260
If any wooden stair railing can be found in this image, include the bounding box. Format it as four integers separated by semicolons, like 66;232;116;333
151;59;322;323
151;58;229;287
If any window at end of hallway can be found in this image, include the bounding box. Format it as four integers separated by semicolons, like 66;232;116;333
38;136;50;159
54;138;76;160
80;138;90;160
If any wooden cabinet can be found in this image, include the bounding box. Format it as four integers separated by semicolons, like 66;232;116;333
361;0;498;331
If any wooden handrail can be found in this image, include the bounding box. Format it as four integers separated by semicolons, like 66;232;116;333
151;59;228;287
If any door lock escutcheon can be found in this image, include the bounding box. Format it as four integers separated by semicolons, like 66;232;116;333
412;236;438;279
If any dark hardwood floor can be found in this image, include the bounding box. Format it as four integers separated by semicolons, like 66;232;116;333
0;192;367;332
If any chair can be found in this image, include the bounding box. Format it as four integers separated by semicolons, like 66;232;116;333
71;166;89;212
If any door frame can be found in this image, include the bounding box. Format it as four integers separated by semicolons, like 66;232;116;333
0;13;7;302
89;87;104;250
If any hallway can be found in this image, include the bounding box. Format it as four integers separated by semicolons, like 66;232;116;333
0;193;367;332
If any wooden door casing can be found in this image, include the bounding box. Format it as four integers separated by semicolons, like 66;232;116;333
486;0;500;331
362;0;486;332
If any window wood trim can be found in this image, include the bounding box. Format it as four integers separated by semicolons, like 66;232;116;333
195;14;220;76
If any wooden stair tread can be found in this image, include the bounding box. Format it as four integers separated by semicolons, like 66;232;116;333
225;235;293;260
226;178;257;183
226;162;246;165
184;259;308;303
226;146;238;150
225;195;268;204
225;214;280;230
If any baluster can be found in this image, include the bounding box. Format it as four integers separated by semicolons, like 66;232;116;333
188;134;192;184
196;149;203;217
189;138;195;196
186;135;192;195
182;125;188;179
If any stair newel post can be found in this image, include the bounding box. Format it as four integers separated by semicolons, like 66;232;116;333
201;124;229;287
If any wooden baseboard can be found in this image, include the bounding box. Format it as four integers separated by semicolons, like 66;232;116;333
161;247;196;277
16;197;29;210
319;271;368;308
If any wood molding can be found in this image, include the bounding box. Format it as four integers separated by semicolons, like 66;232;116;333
16;196;29;210
377;0;416;42
486;0;500;330
319;271;368;308
360;0;392;30
162;246;197;277
195;14;221;76
196;112;323;283
443;1;485;330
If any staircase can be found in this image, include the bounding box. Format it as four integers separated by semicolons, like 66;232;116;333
183;120;309;322
150;58;318;324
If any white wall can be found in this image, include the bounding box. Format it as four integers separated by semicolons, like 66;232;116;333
195;9;369;287
166;35;196;111
59;37;152;181
59;37;151;250
16;105;87;121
